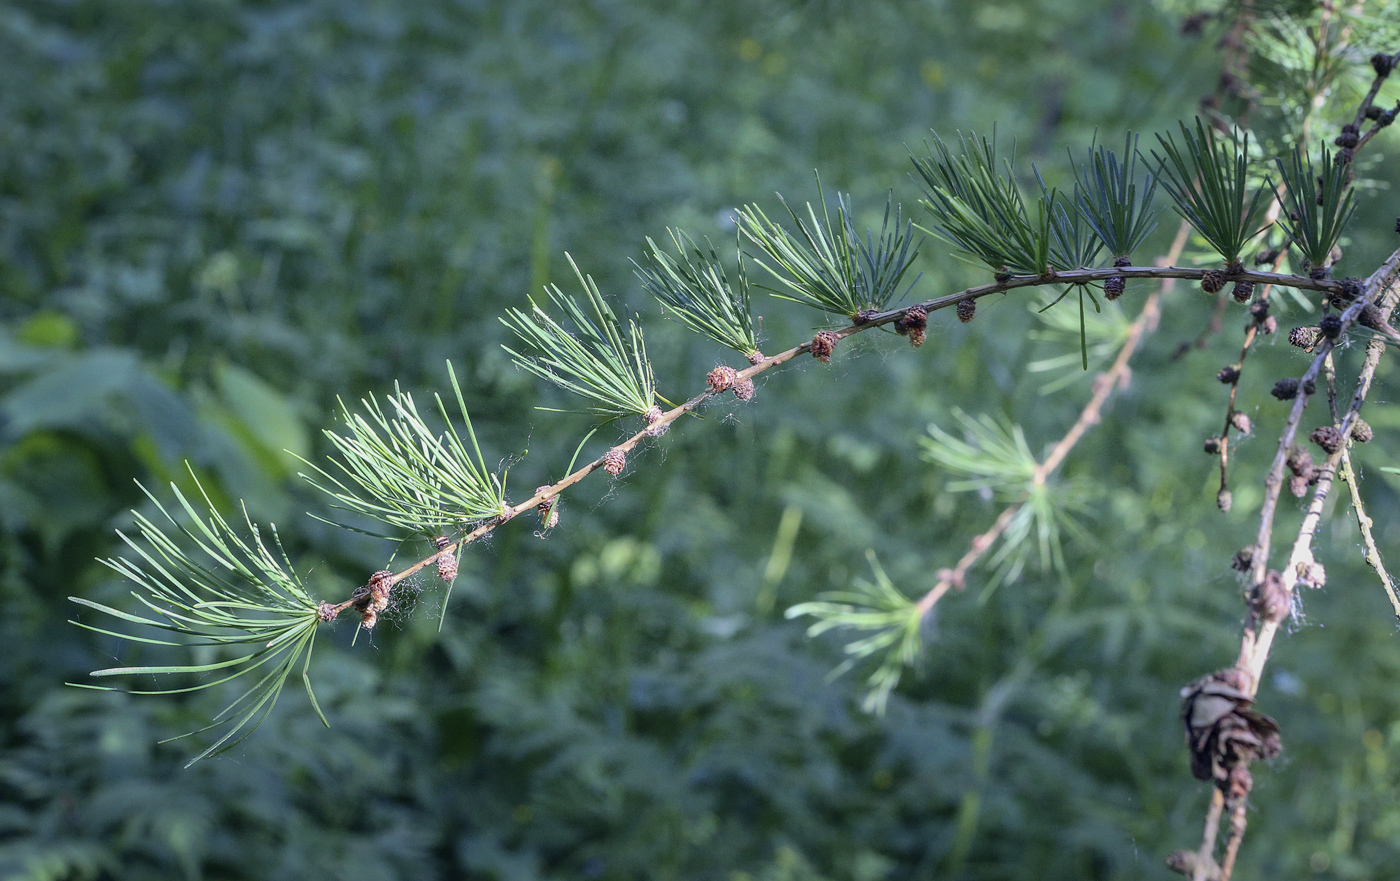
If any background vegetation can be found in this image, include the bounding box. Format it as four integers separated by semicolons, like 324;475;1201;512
4;0;1400;878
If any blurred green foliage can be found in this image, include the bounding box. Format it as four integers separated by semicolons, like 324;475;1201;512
4;1;1400;879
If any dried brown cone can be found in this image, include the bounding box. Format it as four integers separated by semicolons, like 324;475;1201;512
1270;378;1300;400
1203;436;1221;454
732;378;756;401
907;326;927;348
436;550;458;583
1180;669;1282;786
1216;366;1240;384
810;330;839;363
1200;269;1226;294
1310;425;1345;455
1250;570;1290;624
853;308;880;325
1104;276;1126;300
603;448;626;476
707;366;738;393
1350;418;1374;443
1288;326;1320;350
1319;313;1344;339
1230;280;1254;303
1230;411;1251;435
955;298;976;323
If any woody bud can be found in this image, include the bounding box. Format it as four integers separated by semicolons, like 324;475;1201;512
810;330;839;363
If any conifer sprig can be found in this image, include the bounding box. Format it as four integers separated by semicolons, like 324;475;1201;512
299;362;509;536
1040;182;1104;272
921;411;1087;590
736;182;919;319
502;254;658;418
1151;119;1271;266
1072;134;1160;260
913;130;1053;275
1273;146;1356;274
70;471;326;767
786;551;923;715
635;229;760;356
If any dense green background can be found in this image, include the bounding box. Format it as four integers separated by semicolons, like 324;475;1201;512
4;1;1400;878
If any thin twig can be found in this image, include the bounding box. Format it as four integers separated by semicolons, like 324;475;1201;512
1215;201;1285;504
914;221;1190;617
1337;449;1400;620
1184;247;1400;881
312;260;1338;600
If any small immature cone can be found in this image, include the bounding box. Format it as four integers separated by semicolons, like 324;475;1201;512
1104;276;1125;300
895;305;928;348
352;569;394;616
1216;488;1232;512
603;448;626;476
1229;411;1251;435
643;405;668;437
1288;326;1320;350
707;366;738;393
317;602;339;622
732;378;756;401
1217;366;1240;384
1203;436;1221;454
1200;269;1226;294
1310;425;1345;455
1350;418;1373;443
436;550;458;583
1230;280;1254;303
1270;378;1300;400
1286;446;1315;481
809;330;839;363
1319;313;1344;339
955;298;976;323
361;608;378;630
